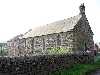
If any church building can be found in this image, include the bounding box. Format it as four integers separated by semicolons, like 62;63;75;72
7;3;94;56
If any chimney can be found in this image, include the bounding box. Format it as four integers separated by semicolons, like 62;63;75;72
79;3;85;15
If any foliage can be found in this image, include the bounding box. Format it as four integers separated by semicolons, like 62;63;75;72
97;53;100;56
48;47;69;54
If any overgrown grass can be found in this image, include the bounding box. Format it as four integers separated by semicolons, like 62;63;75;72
49;54;100;75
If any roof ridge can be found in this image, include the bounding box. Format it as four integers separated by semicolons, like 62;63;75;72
22;14;82;38
32;14;81;30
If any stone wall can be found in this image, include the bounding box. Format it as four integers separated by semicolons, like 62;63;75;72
60;31;73;51
7;41;15;56
73;15;94;52
34;36;43;50
7;41;12;56
0;52;94;75
26;37;33;54
7;32;74;56
15;40;20;56
19;38;26;56
45;34;57;50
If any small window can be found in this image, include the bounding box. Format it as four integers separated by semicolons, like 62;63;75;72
24;39;26;48
32;38;34;50
13;43;16;47
43;37;45;50
9;43;11;47
57;34;61;46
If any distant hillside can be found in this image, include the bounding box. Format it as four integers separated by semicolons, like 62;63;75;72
0;43;7;46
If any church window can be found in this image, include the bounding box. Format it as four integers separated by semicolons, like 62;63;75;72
24;39;26;48
32;38;34;50
13;43;16;47
57;34;61;46
43;37;45;50
9;43;11;47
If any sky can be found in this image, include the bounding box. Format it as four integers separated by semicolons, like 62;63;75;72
0;0;100;43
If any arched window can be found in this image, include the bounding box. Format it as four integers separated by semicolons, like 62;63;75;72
57;34;61;46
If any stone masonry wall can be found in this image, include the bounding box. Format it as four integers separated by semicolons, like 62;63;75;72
7;29;92;56
33;36;44;55
25;37;33;55
60;32;73;52
34;36;43;50
7;41;17;56
45;34;57;51
15;40;20;56
7;41;12;56
19;38;26;56
0;52;94;75
73;15;94;52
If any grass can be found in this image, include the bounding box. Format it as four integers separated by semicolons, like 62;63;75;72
97;52;100;56
49;53;100;75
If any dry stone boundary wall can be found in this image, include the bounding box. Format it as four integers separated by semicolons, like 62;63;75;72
0;52;94;75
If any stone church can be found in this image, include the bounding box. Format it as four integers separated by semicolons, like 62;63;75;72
7;3;94;56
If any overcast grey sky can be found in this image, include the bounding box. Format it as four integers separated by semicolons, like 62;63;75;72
0;0;100;42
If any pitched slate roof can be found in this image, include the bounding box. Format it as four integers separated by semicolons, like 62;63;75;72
22;15;82;38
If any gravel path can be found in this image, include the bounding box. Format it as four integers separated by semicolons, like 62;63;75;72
94;56;100;62
93;56;100;75
85;56;100;75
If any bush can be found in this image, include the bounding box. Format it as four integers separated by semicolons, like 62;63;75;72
49;47;69;54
